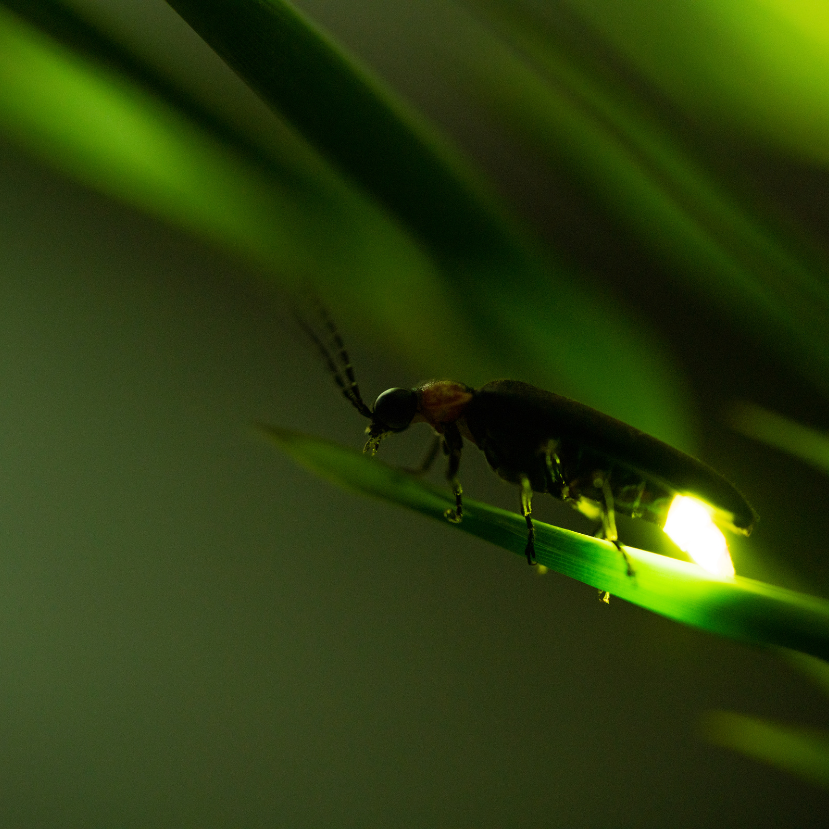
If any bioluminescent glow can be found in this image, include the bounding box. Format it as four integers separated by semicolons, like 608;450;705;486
663;495;735;577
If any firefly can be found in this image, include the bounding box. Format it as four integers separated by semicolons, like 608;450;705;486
300;307;756;577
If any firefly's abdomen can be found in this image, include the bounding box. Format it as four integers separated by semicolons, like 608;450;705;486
462;380;757;534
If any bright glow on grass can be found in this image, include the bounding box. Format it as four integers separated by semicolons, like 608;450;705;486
663;495;735;577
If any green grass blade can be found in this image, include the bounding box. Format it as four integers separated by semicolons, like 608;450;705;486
261;426;829;661
785;651;829;698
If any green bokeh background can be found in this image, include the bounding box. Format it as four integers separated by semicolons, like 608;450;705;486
1;0;829;825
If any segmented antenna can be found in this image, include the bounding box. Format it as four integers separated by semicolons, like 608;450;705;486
295;298;373;420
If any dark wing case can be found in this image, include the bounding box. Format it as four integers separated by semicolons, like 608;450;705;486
466;380;757;533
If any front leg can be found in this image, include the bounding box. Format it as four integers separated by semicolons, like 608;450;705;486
442;422;464;523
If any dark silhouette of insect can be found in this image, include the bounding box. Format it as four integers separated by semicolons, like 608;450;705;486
300;305;757;572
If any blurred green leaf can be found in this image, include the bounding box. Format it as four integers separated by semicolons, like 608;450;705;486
0;0;697;447
565;0;829;164
262;426;829;660
703;711;829;789
0;3;437;292
729;403;829;475
0;0;336;190
461;0;829;396
165;0;524;267
786;651;829;698
159;0;696;448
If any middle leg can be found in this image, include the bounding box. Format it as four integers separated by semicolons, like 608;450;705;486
519;475;536;565
592;471;635;577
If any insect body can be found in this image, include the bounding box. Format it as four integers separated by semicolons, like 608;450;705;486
303;309;757;575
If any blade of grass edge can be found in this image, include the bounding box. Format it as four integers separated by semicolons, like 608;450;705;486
260;425;829;662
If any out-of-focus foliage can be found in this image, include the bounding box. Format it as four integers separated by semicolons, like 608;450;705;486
564;0;829;163
704;711;829;789
0;0;696;446
704;653;829;790
0;1;460;369
461;0;829;397
730;403;829;476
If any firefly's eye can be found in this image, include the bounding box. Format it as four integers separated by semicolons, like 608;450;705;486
373;388;418;432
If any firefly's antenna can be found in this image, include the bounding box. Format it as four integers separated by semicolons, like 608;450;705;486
296;298;373;420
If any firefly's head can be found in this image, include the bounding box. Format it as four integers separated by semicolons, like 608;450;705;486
297;301;422;454
372;388;418;432
362;387;418;455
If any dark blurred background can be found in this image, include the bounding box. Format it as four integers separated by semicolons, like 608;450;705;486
1;0;829;825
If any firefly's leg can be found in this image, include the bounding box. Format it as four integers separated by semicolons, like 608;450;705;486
519;475;536;565
630;479;647;519
404;435;441;475
442;422;464;524
594;518;612;603
542;441;569;499
593;472;635;577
